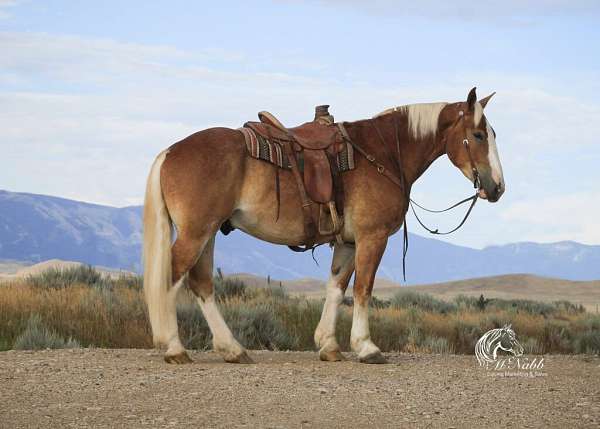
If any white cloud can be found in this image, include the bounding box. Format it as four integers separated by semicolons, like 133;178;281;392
500;192;600;244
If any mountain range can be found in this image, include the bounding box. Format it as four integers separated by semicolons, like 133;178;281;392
1;189;599;284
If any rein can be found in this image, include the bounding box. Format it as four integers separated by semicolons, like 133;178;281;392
338;112;481;280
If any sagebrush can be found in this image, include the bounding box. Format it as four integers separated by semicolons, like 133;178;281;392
1;267;598;355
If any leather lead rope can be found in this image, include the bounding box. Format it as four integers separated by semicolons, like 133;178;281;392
409;194;478;235
370;118;411;281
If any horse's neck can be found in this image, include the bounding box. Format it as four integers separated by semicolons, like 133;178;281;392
348;113;446;189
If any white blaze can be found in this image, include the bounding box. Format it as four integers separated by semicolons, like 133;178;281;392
486;121;504;185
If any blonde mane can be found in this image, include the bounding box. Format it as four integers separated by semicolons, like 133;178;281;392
375;102;448;140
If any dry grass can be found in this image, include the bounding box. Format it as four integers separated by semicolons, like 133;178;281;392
0;267;598;355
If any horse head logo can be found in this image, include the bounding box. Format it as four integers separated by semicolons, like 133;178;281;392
475;324;524;367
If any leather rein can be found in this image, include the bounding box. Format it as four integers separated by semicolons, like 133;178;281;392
337;112;481;280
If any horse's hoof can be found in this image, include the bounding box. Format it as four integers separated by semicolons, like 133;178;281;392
319;350;346;362
359;351;388;364
164;351;193;364
224;350;254;364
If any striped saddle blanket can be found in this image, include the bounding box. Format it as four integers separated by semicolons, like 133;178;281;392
238;127;355;173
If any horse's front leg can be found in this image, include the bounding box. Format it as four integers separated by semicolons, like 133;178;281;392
314;242;355;361
351;235;388;364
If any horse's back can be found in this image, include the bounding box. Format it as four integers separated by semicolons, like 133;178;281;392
167;127;245;158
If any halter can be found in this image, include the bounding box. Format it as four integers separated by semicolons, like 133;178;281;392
463;136;480;189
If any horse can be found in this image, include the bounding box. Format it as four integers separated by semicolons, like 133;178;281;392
143;87;505;364
475;324;524;367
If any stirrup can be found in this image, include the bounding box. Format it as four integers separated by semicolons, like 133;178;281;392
318;201;344;243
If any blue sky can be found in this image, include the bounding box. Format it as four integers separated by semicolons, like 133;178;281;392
1;0;599;248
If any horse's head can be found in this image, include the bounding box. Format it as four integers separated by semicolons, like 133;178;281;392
442;88;505;202
497;324;524;357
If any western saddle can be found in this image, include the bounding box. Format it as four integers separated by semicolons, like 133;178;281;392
243;105;346;249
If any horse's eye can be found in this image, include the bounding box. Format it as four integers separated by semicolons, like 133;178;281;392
473;132;485;141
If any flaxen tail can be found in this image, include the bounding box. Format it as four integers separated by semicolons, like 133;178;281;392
143;150;173;347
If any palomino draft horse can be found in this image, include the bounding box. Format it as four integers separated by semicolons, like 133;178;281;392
143;88;505;364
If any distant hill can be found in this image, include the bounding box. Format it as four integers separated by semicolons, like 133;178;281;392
1;189;600;284
0;259;135;280
380;274;600;312
0;190;141;271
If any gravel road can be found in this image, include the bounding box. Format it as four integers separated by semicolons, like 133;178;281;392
1;349;599;428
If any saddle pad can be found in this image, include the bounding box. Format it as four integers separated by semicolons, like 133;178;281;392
238;127;355;172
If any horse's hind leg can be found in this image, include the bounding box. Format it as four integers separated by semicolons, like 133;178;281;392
188;234;253;364
162;231;213;364
314;242;355;362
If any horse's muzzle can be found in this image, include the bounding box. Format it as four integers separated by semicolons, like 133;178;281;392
479;181;505;203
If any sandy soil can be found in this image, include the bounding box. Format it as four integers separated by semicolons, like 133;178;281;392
0;349;599;428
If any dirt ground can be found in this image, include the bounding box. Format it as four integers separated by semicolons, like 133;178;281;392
0;349;599;428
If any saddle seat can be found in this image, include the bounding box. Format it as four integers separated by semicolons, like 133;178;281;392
258;111;340;150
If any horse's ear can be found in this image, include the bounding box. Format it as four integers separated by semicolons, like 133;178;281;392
467;87;477;111
504;324;512;330
479;92;496;109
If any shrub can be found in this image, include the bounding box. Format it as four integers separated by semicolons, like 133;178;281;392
391;291;456;314
422;336;454;354
113;274;143;290
26;265;109;289
270;298;323;350
177;299;298;351
553;300;585;314
2;273;599;356
454;295;479;310
540;321;574;354
248;284;288;301
521;336;544;355
340;296;390;308
177;300;212;350
370;310;409;352
450;319;484;354
489;299;556;316
214;277;247;300
224;304;297;350
13;315;80;350
575;330;600;354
